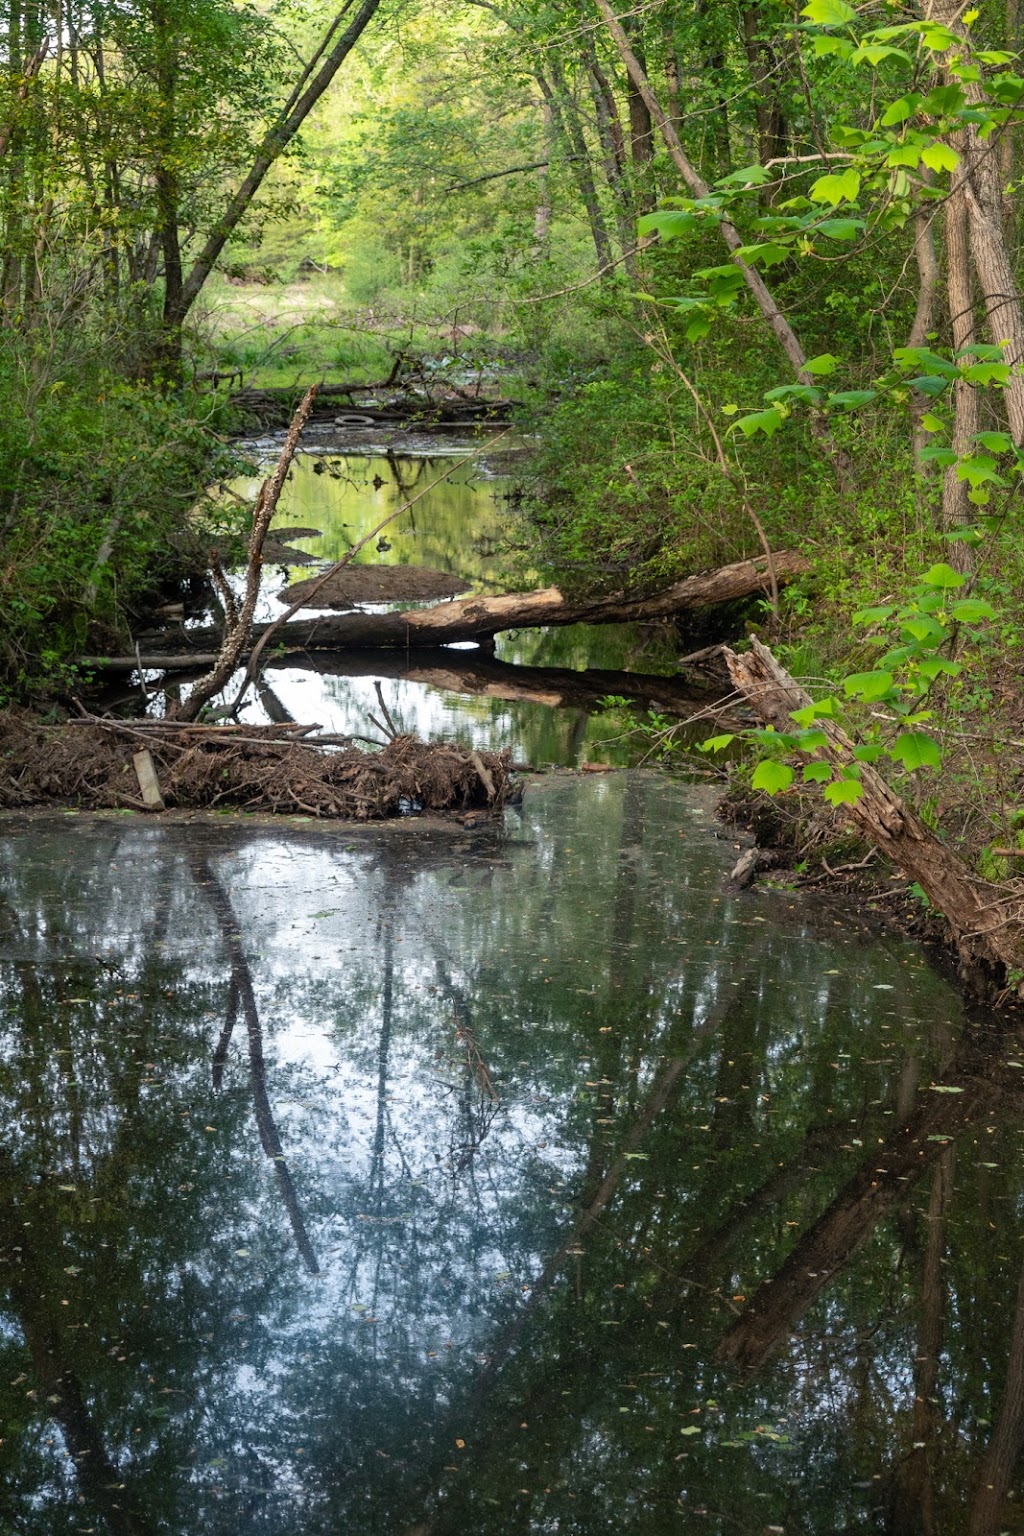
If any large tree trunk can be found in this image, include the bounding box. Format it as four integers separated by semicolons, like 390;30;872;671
725;637;1024;980
84;553;808;669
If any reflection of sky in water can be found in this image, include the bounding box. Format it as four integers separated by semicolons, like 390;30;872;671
206;451;680;765
1;776;1009;1535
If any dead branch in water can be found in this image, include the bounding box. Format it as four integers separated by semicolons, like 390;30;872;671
175;384;318;722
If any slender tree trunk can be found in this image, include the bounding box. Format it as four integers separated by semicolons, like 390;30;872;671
944;172;979;567
539;61;613;271
172;0;386;327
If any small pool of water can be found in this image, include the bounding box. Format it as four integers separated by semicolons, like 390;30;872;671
0;776;1020;1534
212;446;694;766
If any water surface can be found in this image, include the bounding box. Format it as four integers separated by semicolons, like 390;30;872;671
1;776;1019;1534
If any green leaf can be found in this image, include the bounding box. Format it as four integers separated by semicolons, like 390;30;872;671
825;779;864;806
950;597;996;621
716;162;774;187
881;94;919;125
801;0;857;22
812;34;854;57
908;374;951;396
809;168;861;206
852;43;912;65
915;656;962;679
826;389;877;410
734;408;784;438
920;562;967;589
701;733;736;753
889;731;942;770
803;761;833;783
955;454;1003;489
963;361;1011;384
804;352;839;375
919;84;966;115
638;210;699;240
790;697;840;724
887;144;922;168
853;743;885;762
752;760;795;795
921;142;961;174
975;431;1013;453
921;413;945;433
918;444;958;468
852;604;895;624
843;669;895;700
732;241;791;268
764;383;823;404
686;316;712;342
816;217;864;239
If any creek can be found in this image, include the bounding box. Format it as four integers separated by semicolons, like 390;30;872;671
219;434;687;765
0;775;1019;1534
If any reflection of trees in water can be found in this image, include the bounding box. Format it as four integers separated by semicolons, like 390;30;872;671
1;792;1024;1533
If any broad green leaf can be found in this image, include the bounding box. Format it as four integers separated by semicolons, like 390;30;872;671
716;162;774;187
956;342;1006;360
977;49;1017;63
950;597;996;621
963;361;1011;384
975;431;1013;452
921;142;960;174
809;168;861;206
852;43;912;65
732;241;791;268
825;778;864;806
921;413;945;432
955;454;1003;488
919;23;960;49
752;760;795;795
915;657;962;679
852;604;895;624
887;144;922;168
804;353;839;375
881;95;919;125
803;762;833;783
843;669;895;700
902;616;948;643
908;374;951;396
816;217;864;239
918;444;958;468
765;383;824;404
853;743;886;762
826;388;877;409
686;316;712;341
638;210;698;240
890;730;942;770
813;35;854;57
790;697;840;723
801;0;857;22
920;562;966;588
793;728;829;749
919;84;966;114
734;407;784;438
701;733;736;752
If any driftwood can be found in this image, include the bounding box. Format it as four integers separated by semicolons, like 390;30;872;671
178;386;318;721
725;636;1024;982
82;553;808;674
0;712;514;819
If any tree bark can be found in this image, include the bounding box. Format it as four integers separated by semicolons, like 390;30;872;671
725;637;1024;979
944;167;979;567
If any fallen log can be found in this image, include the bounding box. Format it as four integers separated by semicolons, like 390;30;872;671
725;636;1024;984
82;552;809;667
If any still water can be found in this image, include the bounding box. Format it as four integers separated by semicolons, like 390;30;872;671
2;775;1020;1534
222;448;689;766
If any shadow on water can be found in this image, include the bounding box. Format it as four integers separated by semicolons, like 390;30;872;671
1;775;1024;1533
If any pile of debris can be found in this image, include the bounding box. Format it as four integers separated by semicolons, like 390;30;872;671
0;714;515;820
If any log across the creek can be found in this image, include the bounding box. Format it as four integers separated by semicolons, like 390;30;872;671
83;552;808;668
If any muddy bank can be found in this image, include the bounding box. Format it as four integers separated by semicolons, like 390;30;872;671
0;713;515;820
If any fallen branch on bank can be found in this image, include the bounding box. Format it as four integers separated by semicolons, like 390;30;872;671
725;636;1024;985
82;552;810;670
0;713;514;819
